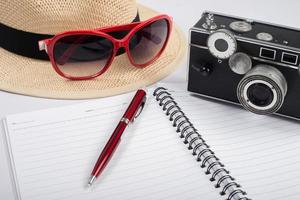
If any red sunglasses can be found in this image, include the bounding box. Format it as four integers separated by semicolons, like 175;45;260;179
39;15;173;80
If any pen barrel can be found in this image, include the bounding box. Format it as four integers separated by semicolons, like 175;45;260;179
90;89;147;181
91;122;126;177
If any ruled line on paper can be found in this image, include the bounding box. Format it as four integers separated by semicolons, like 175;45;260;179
13;113;163;146
12;121;170;159
18;129;173;163
21;153;195;194
24;169;202;200
11;109;121;132
10;101;157;132
11;121;35;125
10;103;157;138
19;128;176;173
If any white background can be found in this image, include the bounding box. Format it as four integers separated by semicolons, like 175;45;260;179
1;0;300;199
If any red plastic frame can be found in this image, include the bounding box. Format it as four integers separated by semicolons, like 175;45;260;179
40;15;173;80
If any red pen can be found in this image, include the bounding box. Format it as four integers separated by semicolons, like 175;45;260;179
87;89;147;186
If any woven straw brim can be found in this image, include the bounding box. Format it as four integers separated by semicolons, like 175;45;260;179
0;4;187;99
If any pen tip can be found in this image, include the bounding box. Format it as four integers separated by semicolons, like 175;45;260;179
87;175;96;187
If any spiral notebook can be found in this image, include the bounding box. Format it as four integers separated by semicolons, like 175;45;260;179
3;83;300;200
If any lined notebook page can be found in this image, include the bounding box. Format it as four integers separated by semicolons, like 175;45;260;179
166;84;300;200
3;91;220;200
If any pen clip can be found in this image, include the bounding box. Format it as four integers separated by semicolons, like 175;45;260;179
132;96;147;123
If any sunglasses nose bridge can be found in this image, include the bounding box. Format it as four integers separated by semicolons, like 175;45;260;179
115;39;128;49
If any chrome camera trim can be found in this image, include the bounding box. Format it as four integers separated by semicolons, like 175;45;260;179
259;47;276;60
242;80;278;111
281;52;299;65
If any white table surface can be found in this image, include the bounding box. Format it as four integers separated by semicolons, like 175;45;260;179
1;0;300;199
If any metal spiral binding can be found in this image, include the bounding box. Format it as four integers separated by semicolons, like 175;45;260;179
153;87;250;200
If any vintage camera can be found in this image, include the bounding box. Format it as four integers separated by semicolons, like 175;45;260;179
188;11;300;120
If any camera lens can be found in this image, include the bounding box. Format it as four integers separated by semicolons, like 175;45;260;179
247;83;274;107
237;65;287;115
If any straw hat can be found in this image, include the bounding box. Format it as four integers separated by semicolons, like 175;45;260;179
0;0;186;99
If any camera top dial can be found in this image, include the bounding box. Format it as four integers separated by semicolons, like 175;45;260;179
229;21;252;33
207;29;237;59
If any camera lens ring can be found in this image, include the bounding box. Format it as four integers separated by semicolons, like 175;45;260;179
242;79;279;111
237;65;287;115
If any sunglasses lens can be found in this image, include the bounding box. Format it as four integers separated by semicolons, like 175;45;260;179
129;18;169;65
53;35;113;78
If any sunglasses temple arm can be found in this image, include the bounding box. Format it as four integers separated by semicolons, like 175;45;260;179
55;36;92;65
61;38;117;65
97;22;140;33
39;38;82;65
38;39;50;53
140;30;162;44
99;24;162;45
141;22;172;44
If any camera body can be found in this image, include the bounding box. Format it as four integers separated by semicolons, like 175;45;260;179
188;11;300;120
